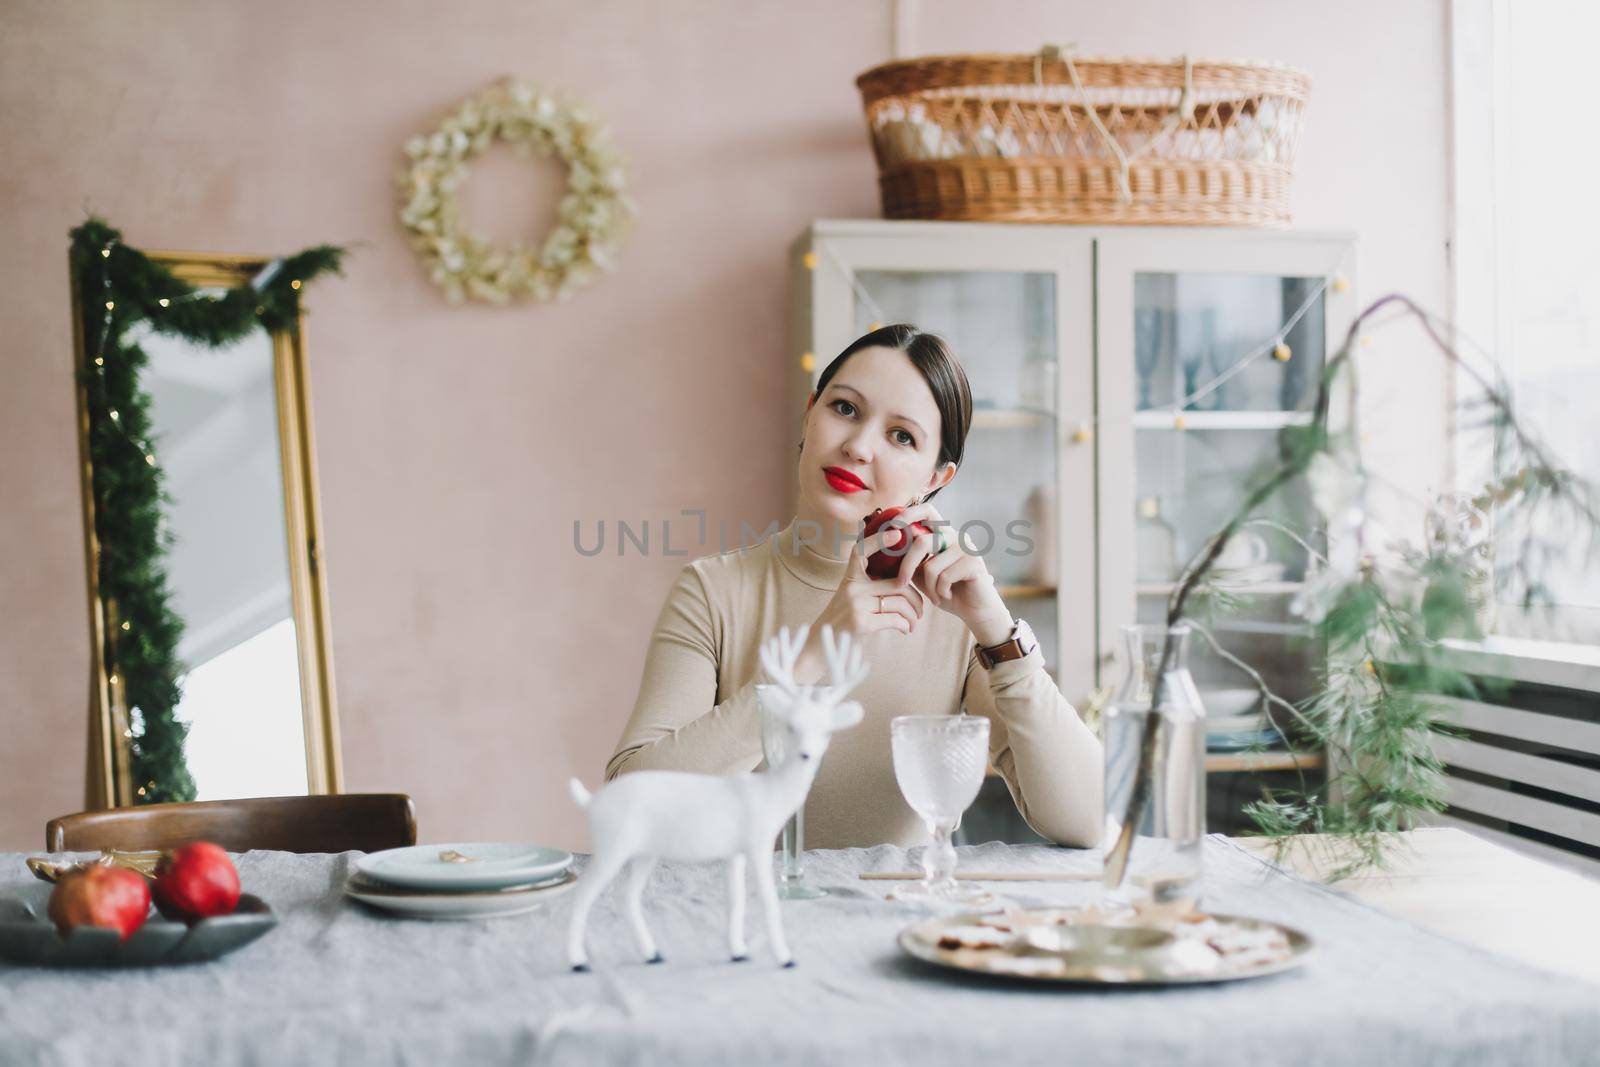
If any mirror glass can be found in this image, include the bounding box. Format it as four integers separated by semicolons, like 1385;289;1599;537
129;302;309;800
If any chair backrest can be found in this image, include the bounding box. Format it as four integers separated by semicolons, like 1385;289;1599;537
46;794;417;854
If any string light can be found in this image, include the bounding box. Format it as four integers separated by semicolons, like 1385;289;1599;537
799;352;816;373
108;673;119;686
101;248;111;259
88;251;333;521
802;251;818;270
1071;423;1093;444
121;620;130;630
868;320;883;331
1173;413;1188;430
1273;342;1292;362
1332;275;1350;294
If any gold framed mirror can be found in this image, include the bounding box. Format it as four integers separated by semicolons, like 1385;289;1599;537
71;245;342;808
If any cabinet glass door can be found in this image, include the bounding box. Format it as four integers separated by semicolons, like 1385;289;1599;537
849;269;1062;678
1130;270;1327;746
800;224;1100;847
1096;232;1354;837
845;265;1071;847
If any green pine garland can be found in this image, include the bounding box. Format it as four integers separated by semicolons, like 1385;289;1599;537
70;218;345;805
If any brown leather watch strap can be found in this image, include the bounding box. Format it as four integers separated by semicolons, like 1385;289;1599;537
975;620;1034;669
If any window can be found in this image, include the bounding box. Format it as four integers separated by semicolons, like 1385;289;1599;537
1452;0;1600;644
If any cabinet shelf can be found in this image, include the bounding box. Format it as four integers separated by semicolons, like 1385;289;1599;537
1132;410;1313;431
996;584;1056;599
972;407;1055;429
1137;581;1305;597
985;751;1324;779
1205;750;1325;774
1213;619;1313;637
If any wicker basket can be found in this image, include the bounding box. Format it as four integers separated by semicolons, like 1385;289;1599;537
855;50;1311;227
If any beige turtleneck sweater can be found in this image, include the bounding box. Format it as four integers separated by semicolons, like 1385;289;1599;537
606;520;1103;849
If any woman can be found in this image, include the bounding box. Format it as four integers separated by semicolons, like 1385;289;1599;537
606;324;1102;848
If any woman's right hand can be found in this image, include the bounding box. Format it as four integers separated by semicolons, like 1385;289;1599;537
795;527;925;681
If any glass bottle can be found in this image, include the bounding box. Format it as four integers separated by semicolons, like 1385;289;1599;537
1135;496;1178;582
1101;623;1206;902
755;684;829;900
1023;483;1058;587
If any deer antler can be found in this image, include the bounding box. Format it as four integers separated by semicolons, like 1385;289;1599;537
758;624;810;698
818;625;868;702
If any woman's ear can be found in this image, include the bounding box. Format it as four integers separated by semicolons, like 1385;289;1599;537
924;461;956;497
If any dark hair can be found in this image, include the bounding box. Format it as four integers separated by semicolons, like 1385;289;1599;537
809;324;973;500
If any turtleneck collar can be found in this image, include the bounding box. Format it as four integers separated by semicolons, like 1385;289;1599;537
772;517;851;591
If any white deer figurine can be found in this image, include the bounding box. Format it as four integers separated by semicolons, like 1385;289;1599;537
566;624;867;971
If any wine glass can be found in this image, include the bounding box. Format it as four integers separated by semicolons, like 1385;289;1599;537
755;684;829;900
889;715;991;905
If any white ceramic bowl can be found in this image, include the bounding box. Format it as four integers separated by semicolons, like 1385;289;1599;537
1199;688;1261;719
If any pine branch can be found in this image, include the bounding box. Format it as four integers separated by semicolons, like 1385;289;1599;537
1108;292;1597;884
70;218;347;803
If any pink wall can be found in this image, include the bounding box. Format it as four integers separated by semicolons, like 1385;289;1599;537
0;1;1450;851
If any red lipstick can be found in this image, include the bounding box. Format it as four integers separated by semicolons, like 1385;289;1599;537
823;466;868;493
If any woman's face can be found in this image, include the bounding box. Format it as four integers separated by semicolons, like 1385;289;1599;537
798;345;952;528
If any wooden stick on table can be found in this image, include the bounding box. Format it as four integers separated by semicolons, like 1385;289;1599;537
859;870;1100;882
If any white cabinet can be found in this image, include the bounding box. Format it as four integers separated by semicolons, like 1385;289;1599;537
790;220;1357;834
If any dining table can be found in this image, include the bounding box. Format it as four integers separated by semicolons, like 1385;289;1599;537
1;828;1597;1066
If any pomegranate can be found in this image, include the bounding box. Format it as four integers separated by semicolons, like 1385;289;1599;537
153;842;241;922
47;864;151;940
862;506;938;581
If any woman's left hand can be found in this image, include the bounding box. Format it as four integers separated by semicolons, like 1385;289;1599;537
879;501;1014;646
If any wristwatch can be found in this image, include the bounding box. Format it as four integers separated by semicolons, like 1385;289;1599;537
975;618;1037;670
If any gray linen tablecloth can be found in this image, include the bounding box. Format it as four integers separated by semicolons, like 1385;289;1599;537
1;837;1596;1066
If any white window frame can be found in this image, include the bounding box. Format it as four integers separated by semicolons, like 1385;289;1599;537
1449;0;1600;656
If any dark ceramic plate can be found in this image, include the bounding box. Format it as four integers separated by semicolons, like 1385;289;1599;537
0;893;276;967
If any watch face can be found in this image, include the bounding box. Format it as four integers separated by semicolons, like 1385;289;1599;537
1013;619;1037;654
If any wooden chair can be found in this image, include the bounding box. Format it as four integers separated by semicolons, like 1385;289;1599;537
45;794;417;854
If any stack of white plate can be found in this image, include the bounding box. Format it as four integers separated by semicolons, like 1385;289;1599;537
1199;688;1278;751
344;843;576;920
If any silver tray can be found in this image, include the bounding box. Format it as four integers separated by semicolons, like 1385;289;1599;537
898;908;1313;986
0;893;276;967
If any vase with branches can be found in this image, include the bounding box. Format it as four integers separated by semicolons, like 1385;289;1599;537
1102;295;1600;888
